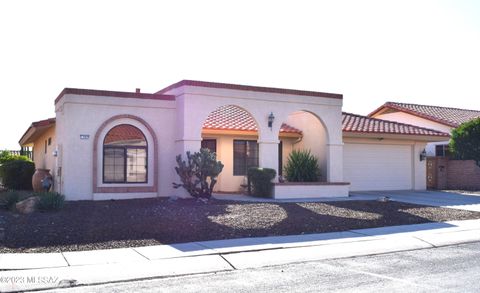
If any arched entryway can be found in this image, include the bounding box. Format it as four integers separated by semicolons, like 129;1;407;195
201;105;260;192
278;110;329;181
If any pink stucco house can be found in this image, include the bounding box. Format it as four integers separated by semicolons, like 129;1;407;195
369;102;480;157
19;80;449;200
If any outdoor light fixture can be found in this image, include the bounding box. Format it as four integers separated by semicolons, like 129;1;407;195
268;112;275;128
419;149;427;161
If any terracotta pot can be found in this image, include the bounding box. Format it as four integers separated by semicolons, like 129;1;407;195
32;169;52;192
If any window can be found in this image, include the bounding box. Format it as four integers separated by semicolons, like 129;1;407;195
48;137;52;146
233;140;258;175
103;124;147;183
44;140;47;154
435;144;451;157
201;139;217;153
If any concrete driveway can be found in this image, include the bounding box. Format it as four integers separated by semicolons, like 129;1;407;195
351;190;480;212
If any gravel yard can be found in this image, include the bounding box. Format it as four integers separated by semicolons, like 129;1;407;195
1;197;480;253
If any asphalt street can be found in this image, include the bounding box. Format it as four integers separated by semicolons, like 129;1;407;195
44;241;480;293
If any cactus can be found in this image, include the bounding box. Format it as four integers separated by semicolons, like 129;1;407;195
173;149;224;199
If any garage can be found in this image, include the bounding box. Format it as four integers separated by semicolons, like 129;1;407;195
341;112;450;192
343;143;413;191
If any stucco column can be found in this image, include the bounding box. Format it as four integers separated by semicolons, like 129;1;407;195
258;139;279;180
413;142;427;190
326;143;344;182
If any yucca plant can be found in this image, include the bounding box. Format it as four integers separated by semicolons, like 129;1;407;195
37;192;65;211
284;149;320;182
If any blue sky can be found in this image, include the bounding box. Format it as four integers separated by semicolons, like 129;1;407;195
1;0;479;149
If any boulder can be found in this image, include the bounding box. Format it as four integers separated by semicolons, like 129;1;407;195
15;196;40;214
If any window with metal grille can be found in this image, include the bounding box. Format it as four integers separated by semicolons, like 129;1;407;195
233;140;259;176
201;139;217;154
103;124;147;183
435;144;451;157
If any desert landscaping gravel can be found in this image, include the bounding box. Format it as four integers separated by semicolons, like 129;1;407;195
1;197;480;253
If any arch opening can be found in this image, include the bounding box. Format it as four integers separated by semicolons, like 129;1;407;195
200;105;260;193
278;110;328;181
103;124;148;183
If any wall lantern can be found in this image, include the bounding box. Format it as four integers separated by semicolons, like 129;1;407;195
419;149;427;161
268;112;275;128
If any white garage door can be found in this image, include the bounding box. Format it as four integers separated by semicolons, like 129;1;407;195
344;143;413;191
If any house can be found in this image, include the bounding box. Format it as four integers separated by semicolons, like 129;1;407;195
369;102;480;157
19;80;449;200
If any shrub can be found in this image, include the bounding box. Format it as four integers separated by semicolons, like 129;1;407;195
247;167;276;198
37;192;65;211
284;149;320;182
0;190;32;210
0;150;30;164
0;160;35;190
173;148;224;199
450;118;480;163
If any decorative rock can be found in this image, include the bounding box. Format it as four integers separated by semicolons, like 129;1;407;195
15;196;40;214
377;196;391;202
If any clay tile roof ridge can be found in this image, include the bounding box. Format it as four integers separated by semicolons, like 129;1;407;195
342;112;449;136
385;101;480;113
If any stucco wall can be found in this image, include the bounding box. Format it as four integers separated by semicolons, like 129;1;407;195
165;84;344;187
201;134;297;193
54;84;344;200
373;111;451;156
55;94;176;200
31;126;56;178
285;111;328;180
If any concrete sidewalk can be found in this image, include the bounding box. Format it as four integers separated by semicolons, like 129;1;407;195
1;219;480;292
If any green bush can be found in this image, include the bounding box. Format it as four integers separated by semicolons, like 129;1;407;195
0;150;31;164
0;160;35;190
284;149;320;182
173;148;224;199
37;192;65;211
450;118;480;162
248;167;276;198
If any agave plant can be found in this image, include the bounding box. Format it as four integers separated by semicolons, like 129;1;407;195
284;149;320;182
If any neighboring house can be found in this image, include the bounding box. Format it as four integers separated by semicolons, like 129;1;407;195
19;117;56;173
369;102;480;157
19;80;448;200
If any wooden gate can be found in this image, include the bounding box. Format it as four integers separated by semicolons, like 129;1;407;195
426;157;436;189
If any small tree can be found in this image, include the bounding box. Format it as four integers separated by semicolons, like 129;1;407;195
450;118;480;163
284;149;321;182
173;148;224;199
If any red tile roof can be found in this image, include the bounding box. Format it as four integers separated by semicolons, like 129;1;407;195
55;88;175;105
369;102;480;128
342;112;450;137
104;124;146;145
202;105;302;134
19;118;56;145
157;80;343;99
